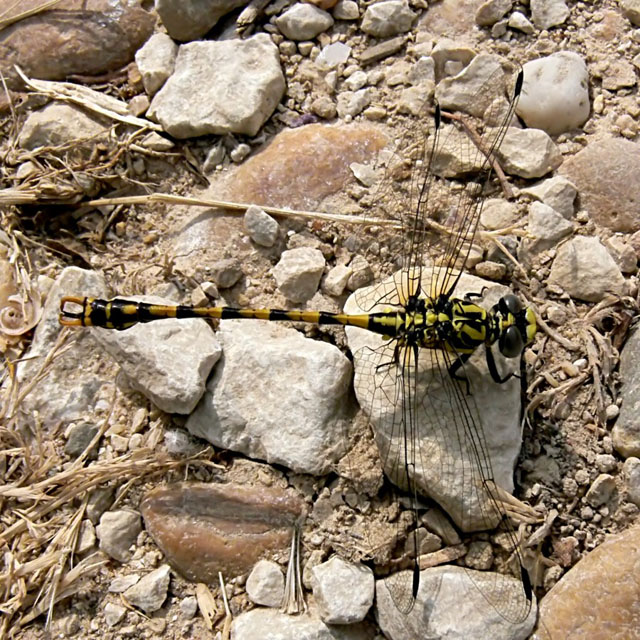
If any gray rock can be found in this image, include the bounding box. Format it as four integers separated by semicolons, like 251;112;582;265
350;162;377;186
345;270;526;532
508;11;534;33
517;52;590;135
422;508;461;545
431;39;476;80
360;0;416;38
103;602;126;627
311;556;374;624
322;264;352;297
244;205;279;247
585;474;616;507
465;540;494;570
186;320;352;475
614;328;640;458
602;59;637;91
408;56;435;86
525;201;574;252
336;88;374;119
559;137;640;233
623;458;640;506
211;258;243;288
123;565;171;614
376;566;536;640
148;35;285;137
620;0;640;26
64;422;100;459
276;4;334;41
548;236;625;303
530;0;569;30
230;142;251;163
156;0;246;40
76;520;97;554
19;103;107;150
272;247;326;302
333;0;360;20
496;128;563;179
346;256;374;290
135;33;177;96
345;70;368;91
87;487;115;525
180;595;198;618
595;454;617;473
91;297;221;414
96;510;142;562
431;124;494;177
605;237;638;274
17;267;109;430
435;54;505;118
109;574;140;593
475;0;513;26
246;560;284;608
480;198;520;230
521;175;577;219
231;607;369;639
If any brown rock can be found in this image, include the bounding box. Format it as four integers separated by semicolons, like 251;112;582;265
532;524;640;639
141;483;306;582
559;138;640;233
307;0;339;9
229;123;387;210
0;0;154;89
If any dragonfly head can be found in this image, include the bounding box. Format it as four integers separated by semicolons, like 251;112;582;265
495;294;536;358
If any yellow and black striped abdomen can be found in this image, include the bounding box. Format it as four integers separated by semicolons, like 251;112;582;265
59;297;404;335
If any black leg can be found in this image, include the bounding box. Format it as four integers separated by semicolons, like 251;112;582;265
485;347;516;384
449;352;472;395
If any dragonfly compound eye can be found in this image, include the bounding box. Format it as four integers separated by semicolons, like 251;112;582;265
501;294;522;315
499;325;524;358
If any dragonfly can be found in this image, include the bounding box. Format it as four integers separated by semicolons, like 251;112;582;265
59;62;535;626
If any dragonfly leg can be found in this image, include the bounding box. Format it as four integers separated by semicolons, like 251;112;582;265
448;352;472;395
485;347;518;384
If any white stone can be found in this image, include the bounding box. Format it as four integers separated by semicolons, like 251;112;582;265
246;560;285;607
315;42;351;69
521;175;577;219
496;128;563;179
549;236;625;302
508;11;534;33
91;297;221;414
360;0;416;38
517;52;590;135
311;556;374;624
272;247;326;302
530;0;569;30
186;321;352;475
148;35;285;137
231;608;369;639
276;4;333;41
96;510;142;562
376;566;537;640
345;270;526;532
123;565;171;614
408;56;435;86
135;33;178;96
244;205;279;247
